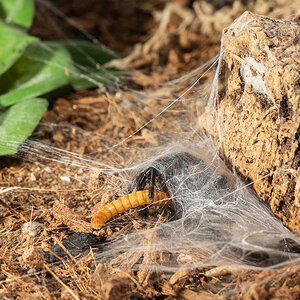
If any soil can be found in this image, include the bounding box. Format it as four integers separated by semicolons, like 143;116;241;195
1;1;299;299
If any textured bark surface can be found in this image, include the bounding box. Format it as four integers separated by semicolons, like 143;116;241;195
200;12;300;231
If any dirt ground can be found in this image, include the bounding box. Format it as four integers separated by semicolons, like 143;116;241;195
1;1;300;299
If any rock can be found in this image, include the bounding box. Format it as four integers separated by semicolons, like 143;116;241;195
44;232;105;264
200;12;300;231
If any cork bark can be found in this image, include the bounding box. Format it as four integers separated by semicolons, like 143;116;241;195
200;12;300;231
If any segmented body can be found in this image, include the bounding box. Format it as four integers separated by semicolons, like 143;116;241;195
91;190;170;229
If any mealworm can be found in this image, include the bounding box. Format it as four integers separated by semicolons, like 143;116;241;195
91;190;170;229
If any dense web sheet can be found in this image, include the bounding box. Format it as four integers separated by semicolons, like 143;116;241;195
90;142;300;271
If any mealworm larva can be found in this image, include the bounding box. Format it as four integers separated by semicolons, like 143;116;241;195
91;190;170;229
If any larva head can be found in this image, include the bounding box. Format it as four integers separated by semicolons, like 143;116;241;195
91;213;107;229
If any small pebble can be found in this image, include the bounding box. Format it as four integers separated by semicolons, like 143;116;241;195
30;173;36;181
22;221;43;237
60;176;71;182
44;167;52;173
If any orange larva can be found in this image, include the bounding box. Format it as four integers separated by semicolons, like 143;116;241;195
91;190;171;229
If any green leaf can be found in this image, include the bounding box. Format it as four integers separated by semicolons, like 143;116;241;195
0;21;37;76
0;97;48;155
58;40;120;90
0;41;73;108
0;0;34;29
